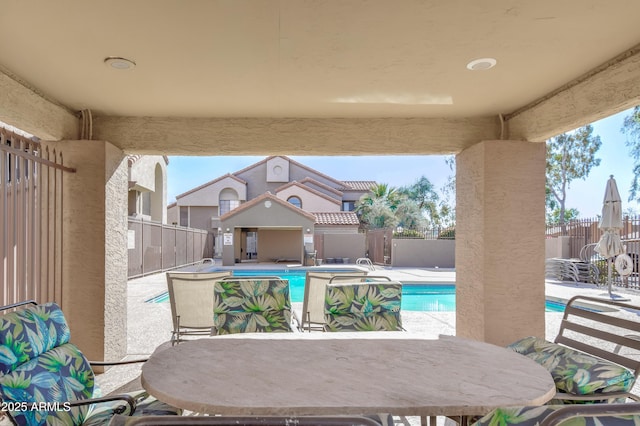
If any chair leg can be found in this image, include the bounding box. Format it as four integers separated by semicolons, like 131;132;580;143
419;416;437;426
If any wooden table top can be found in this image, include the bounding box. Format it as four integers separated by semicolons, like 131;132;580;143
141;333;555;417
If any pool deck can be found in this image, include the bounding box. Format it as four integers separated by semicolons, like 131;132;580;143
97;263;640;406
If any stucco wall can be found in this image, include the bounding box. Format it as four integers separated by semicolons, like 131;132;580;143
167;204;178;225
57;139;127;362
545;236;571;259
178;176;247;206
391;239;455;268
315;225;359;234
276;186;340;212
321;233;366;262
258;230;303;262
189;206;216;231
456;140;546;346
129;155;164;192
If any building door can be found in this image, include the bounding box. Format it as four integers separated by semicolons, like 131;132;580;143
246;231;257;260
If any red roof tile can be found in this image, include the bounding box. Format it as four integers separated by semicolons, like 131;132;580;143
313;212;360;225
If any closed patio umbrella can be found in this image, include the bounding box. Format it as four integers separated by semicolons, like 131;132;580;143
594;175;625;297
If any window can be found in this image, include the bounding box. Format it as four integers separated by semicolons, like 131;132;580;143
219;188;240;216
219;199;240;216
342;201;356;211
288;196;302;209
180;206;189;227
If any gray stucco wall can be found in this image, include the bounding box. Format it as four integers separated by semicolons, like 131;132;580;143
391;239;455;268
321;233;366;263
189;206;216;230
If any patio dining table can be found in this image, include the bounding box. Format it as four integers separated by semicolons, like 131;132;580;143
141;332;555;421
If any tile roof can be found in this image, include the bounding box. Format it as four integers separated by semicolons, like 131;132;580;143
220;192;317;222
313;211;360;226
341;181;376;191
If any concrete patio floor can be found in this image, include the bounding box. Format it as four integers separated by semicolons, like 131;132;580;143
94;265;640;424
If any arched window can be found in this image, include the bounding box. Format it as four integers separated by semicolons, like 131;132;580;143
219;188;240;216
287;196;302;209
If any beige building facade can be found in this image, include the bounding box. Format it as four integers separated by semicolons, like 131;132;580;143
167;156;372;264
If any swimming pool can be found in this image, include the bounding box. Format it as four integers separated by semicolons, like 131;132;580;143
148;269;565;312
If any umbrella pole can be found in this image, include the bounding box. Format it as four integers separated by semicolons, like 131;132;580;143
608;257;613;297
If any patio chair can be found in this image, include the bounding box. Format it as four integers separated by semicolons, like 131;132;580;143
473;402;640;426
507;295;640;405
213;278;298;334
0;300;180;426
166;270;232;344
300;270;367;331
323;281;404;332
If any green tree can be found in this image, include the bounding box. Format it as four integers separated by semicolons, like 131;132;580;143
621;106;640;201
547;207;580;224
394;198;427;230
357;183;401;211
356;183;427;230
438;156;456;228
546;125;601;225
399;176;440;226
358;197;396;229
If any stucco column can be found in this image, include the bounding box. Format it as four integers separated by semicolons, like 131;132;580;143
456;140;546;346
53;139;128;362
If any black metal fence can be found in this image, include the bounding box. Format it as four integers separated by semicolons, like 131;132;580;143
392;226;455;240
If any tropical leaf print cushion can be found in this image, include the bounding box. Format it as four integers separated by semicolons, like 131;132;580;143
473;405;640;426
213;279;293;334
508;336;635;397
324;282;403;331
0;303;94;425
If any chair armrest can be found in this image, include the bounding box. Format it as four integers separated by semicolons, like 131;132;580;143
553;391;640;403
67;394;137;416
540;403;640;426
89;358;148;366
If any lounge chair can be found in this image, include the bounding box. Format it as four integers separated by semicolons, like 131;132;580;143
0;301;180;425
213;278;298;334
166;271;232;344
323;281;404;332
300;270;368;331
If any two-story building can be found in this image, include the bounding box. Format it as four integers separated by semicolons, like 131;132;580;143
167;156;374;265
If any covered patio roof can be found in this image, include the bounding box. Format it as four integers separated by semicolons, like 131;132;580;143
1;1;639;153
2;1;640;356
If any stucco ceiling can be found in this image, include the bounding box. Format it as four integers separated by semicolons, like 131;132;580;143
2;1;640;120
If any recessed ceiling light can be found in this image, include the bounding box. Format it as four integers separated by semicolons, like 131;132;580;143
466;58;497;71
104;56;136;70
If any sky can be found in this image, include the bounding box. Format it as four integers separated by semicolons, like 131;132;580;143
166;107;639;218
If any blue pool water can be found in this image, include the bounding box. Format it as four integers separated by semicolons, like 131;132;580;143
149;269;565;312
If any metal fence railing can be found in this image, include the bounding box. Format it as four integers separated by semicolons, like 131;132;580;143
1;127;76;308
392;226;455;240
127;218;213;278
546;216;640;290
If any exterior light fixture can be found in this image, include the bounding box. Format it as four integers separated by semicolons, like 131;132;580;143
104;56;136;70
466;58;497;71
226;228;230;232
